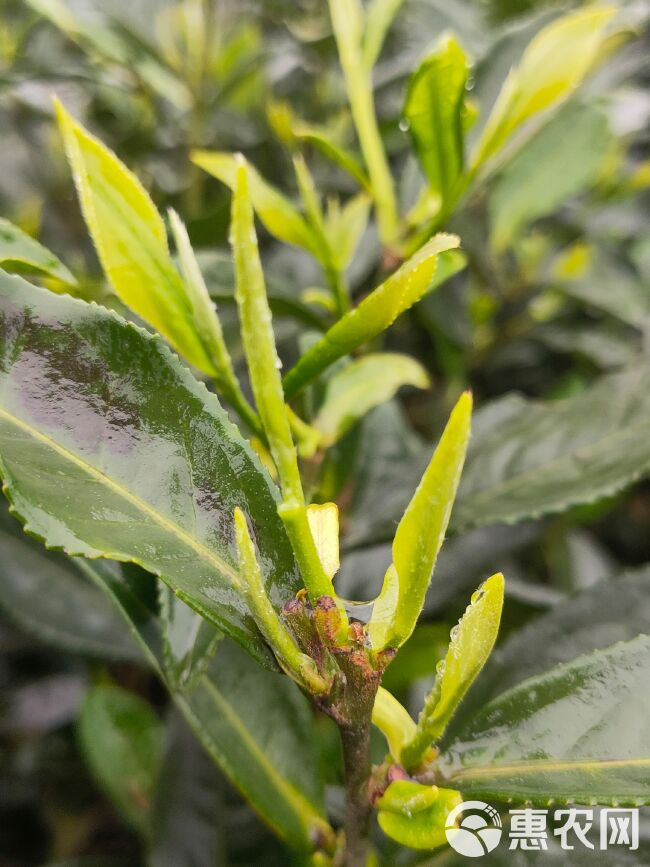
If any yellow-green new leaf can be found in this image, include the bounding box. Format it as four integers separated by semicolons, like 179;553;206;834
362;0;407;69
230;162;337;605
282;234;461;398
234;508;329;695
377;784;462;850
306;503;340;580
402;573;504;771
55;100;217;376
192;150;318;255
372;686;417;761
404;35;470;209
324;193;371;272
471;6;616;172
292;122;370;190
167;209;261;434
313;353;430;445
369;392;472;651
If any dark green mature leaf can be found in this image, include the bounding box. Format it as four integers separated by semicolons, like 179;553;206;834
283;235;462;398
150;712;225;867
78;684;164;832
404;35;469;209
0;501;139;659
0;218;75;285
558;246;650;328
159;588;222;692
441;636;650;806
489;101;612;250
83;560;331;851
0;272;301;666
454;366;650;530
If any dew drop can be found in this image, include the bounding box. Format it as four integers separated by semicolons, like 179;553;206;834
436;659;446;676
398;118;410;133
450;624;461;642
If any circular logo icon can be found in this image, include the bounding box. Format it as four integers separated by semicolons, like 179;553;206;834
446;800;503;857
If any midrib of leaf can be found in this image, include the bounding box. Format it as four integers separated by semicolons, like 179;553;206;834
0;407;241;587
425;64;450;196
449;758;650;780
78;561;327;848
188;678;323;833
457;417;650;520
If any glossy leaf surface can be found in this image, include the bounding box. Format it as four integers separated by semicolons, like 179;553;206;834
404;35;469;208
283;234;461;398
313;353;429;445
0;218;75;284
55;101;220;376
78;683;164;831
0;272;301;666
369;392;472;650
442;636;650;805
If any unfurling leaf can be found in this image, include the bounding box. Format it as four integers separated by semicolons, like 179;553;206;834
283;234;461;398
230;162;337;606
372;686;417;761
377;783;462;850
78;684;164;831
471;6;616;172
167;209;261;434
306;503;340;580
441;635;650;806
291;122;370;189
192;150;317;254
369;392;472;651
404;35;470;210
401;573;504;770
313;353;430;446
55;100;223;376
362;0;406;69
0;217;76;285
0;271;300;666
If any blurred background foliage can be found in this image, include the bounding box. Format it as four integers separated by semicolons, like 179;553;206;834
1;0;649;864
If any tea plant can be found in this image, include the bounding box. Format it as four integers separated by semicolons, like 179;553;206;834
1;3;649;866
